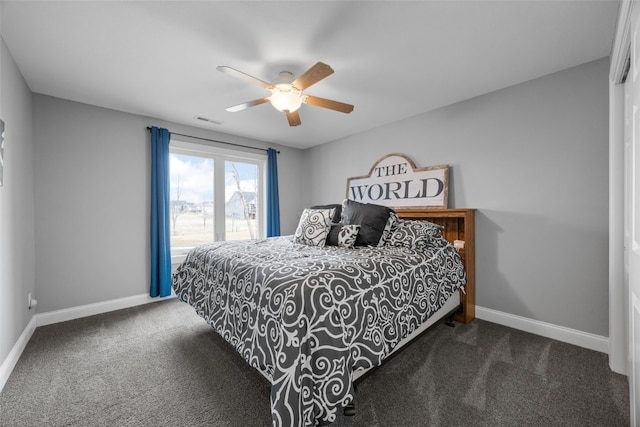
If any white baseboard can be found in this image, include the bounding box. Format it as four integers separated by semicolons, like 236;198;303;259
36;292;175;327
0;315;36;393
476;305;609;354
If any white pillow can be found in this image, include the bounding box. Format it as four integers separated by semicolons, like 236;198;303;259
294;208;334;247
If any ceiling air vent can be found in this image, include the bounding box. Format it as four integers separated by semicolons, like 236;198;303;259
194;116;222;125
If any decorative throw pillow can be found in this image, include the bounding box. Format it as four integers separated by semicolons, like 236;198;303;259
310;204;342;224
294;208;334;247
385;219;444;249
326;224;360;248
342;199;392;247
377;210;400;247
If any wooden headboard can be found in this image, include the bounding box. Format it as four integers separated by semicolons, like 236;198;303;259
395;208;476;324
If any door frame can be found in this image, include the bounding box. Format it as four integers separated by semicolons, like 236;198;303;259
609;0;633;376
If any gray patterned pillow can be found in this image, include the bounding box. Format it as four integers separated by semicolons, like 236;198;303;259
310;204;342;223
294;208;334;247
385;219;443;249
377;210;399;247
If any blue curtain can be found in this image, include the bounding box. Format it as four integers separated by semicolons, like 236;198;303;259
266;148;281;237
150;126;172;297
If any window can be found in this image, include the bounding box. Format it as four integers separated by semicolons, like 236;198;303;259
169;140;266;262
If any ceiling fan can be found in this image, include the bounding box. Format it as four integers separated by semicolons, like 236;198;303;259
216;62;354;127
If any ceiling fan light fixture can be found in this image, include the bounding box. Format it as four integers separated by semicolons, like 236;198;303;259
218;62;353;127
269;84;302;113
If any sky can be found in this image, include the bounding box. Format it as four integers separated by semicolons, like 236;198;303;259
170;153;258;205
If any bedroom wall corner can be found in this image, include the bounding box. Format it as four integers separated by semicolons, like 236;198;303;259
0;29;37;390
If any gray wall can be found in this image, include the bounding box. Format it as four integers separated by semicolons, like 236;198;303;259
0;36;36;365
302;58;610;337
33;95;304;313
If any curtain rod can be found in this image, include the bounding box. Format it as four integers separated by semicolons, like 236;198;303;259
146;126;279;154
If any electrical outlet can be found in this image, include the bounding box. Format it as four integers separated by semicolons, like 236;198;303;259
28;292;32;309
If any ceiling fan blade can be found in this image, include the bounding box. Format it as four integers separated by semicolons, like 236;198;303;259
302;95;354;114
286;111;301;127
217;66;272;90
292;62;334;90
226;97;270;112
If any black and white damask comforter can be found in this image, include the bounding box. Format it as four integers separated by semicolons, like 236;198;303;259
172;235;466;426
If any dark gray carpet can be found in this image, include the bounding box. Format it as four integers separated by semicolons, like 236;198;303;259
0;299;629;426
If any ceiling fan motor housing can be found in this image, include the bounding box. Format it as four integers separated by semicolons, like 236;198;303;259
269;72;302;112
272;71;296;86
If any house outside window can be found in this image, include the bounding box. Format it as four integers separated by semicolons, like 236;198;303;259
169;140;266;263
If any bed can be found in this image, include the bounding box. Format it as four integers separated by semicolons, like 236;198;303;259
172;203;475;426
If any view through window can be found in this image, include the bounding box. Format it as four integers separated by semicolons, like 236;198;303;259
169;141;264;254
224;160;259;241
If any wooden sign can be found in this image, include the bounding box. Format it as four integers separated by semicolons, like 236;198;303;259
346;153;448;209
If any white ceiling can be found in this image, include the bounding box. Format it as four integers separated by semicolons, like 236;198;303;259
0;1;620;149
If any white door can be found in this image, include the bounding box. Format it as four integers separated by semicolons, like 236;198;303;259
627;5;640;424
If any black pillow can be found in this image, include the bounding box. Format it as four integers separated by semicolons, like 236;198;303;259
326;224;342;246
310;204;342;224
342;199;392;246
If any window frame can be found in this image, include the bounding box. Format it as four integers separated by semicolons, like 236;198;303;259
169;140;267;264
